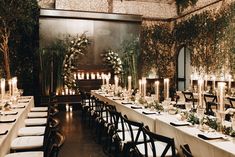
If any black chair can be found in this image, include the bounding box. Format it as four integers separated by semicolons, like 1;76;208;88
204;94;218;116
122;115;144;157
180;144;193;157
228;97;235;108
182;91;197;108
134;126;177;157
48;131;65;157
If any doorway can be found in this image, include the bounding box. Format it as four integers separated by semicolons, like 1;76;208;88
177;46;192;91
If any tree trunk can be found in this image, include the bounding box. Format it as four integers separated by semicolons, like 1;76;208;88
0;26;11;80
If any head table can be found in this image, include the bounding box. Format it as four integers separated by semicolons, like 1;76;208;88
91;90;235;157
0;96;34;157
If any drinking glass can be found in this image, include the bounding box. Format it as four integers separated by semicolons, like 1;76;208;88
231;117;235;130
197;107;205;128
185;102;192;112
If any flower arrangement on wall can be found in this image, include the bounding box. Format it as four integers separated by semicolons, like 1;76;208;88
62;33;90;90
102;49;123;76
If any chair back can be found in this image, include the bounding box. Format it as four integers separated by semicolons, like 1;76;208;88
142;126;176;157
204;94;218;115
182;91;196;108
180;144;193;157
228;97;235;108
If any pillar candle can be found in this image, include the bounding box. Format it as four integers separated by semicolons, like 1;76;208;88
1;78;5;101
212;75;216;91
86;72;89;80
190;74;193;90
228;75;232;95
106;75;109;86
128;76;131;92
198;79;203;108
218;82;226;111
12;77;17;96
155;81;159;101
139;79;142;95
204;75;208;90
164;78;169;100
142;77;146;97
74;73;76;80
114;75;119;92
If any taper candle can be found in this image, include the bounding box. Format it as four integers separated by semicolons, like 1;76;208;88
1;78;5;101
218;82;226;111
128;76;132;92
155;81;159;101
164;78;169;100
198;79;203;108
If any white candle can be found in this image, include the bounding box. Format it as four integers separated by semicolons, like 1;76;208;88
86;72;89;80
96;72;100;79
198;79;203;108
62;91;65;95
8;79;12;96
142;77;146;97
218;82;226;111
212;75;216;91
81;72;84;79
228;75;232;94
139;79;142;95
106;75;109;86
101;73;104;85
65;88;68;95
1;78;5;101
114;75;119;92
128;76;132;92
74;73;76;79
91;73;95;79
164;78;169;100
155;81;159;101
204;75;208;90
190;74;193;89
12;77;17;96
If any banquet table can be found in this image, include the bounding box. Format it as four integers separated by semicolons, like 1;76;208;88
0;96;34;157
91;90;235;157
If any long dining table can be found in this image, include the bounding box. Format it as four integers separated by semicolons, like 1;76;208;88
0;96;34;157
91;90;235;157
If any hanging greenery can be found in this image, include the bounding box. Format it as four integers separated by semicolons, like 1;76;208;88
141;24;176;79
141;2;235;82
176;0;198;14
62;33;90;91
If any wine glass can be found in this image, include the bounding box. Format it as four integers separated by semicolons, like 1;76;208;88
197;107;205;128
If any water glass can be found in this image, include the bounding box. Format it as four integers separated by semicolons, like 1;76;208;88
185;102;192;112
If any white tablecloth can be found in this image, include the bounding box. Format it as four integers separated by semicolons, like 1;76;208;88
91;90;235;157
0;96;34;157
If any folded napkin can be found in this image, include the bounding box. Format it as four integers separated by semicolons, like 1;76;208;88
0;111;18;116
11;104;25;109
112;97;123;100
105;95;113;97
18;100;29;103
131;106;143;109
170;121;190;127
198;133;223;140
142;111;156;115
0;130;8;135
0;118;16;123
121;101;133;105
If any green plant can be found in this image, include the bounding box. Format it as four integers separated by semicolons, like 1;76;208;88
176;0;198;14
119;36;140;88
187;112;199;125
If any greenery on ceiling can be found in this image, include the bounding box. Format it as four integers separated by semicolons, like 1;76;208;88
141;2;235;80
0;0;39;95
176;0;198;14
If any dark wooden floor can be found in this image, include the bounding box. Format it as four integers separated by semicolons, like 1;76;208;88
57;109;108;157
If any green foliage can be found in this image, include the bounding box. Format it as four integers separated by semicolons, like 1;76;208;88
119;36;140;88
176;0;198;14
141;24;176;78
187;112;199;125
0;0;39;94
40;39;67;95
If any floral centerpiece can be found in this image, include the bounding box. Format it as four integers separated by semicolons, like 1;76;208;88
62;33;90;91
147;100;164;112
102;49;123;75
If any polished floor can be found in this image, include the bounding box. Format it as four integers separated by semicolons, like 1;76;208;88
57;108;108;157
